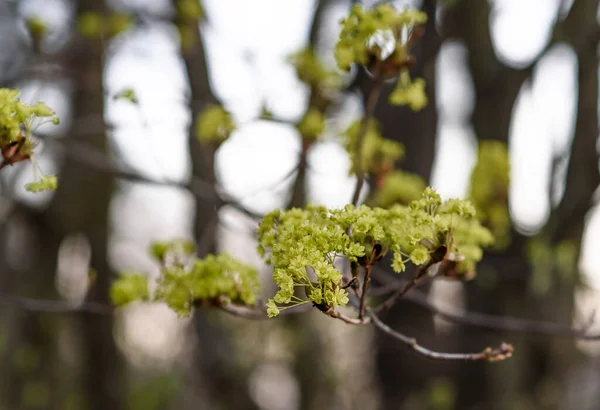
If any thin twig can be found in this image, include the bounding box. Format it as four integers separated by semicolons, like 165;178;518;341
371;314;514;362
218;300;313;319
372;266;427;313
328;309;371;325
401;289;600;340
0;294;114;315
39;136;264;219
359;265;372;319
351;73;385;207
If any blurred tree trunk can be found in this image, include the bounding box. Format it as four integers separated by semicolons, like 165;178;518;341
438;0;599;408
174;4;258;408
283;2;347;409
439;1;531;407
45;1;124;409
0;1;121;408
0;205;62;410
353;0;446;407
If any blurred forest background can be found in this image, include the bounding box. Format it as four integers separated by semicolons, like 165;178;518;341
1;0;600;409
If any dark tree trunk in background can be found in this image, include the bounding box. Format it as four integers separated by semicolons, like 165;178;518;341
0;1;122;409
0;206;62;410
285;3;346;409
174;5;258;408
46;1;124;409
439;1;532;407
355;1;445;407
438;0;599;408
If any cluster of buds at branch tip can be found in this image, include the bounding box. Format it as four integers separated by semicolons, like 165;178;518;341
481;343;514;362
0;135;32;170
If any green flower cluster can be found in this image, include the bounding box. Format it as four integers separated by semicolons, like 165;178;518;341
110;272;150;307
296;108;326;142
468;140;511;248
257;188;494;317
335;4;429;110
25;175;58;193
343;118;404;175
371;170;427;208
0;88;59;192
288;48;340;92
77;12;133;39
113;88;139;105
389;70;428;111
196;105;236;145
0;89;56;146
334;4;427;72
110;240;260;317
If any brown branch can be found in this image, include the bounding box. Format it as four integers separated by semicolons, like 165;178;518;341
371;314;513;362
217;299;313;319
372;266;427;313
0;294;114;315
328;308;371;325
5;286;600;342
39;136;264;219
359;265;372;319
351;73;385;207
401;289;600;340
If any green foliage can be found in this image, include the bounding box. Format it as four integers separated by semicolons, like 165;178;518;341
371;170;427;208
77;12;104;39
107;13;133;37
334;4;427;72
288;48;340;92
195;104;235;145
296;108;326;142
110;273;150;307
113;88;139;105
150;239;196;260
0;89;56;146
77;12;132;39
469;140;511;248
344;118;404;175
110;241;260;317
389;70;428;110
257;188;493;317
25;175;57;193
0;88;58;192
334;4;429;110
25;17;47;45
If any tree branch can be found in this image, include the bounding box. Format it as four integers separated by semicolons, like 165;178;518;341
351;73;385;207
401;288;600;340
371;314;514;362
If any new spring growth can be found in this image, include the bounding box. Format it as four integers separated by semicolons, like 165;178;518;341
343;118;404;176
77;12;133;39
334;4;429;110
469;141;511;249
288;48;341;96
111;240;260;316
0;88;59;192
258;188;494;317
196;105;236;146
